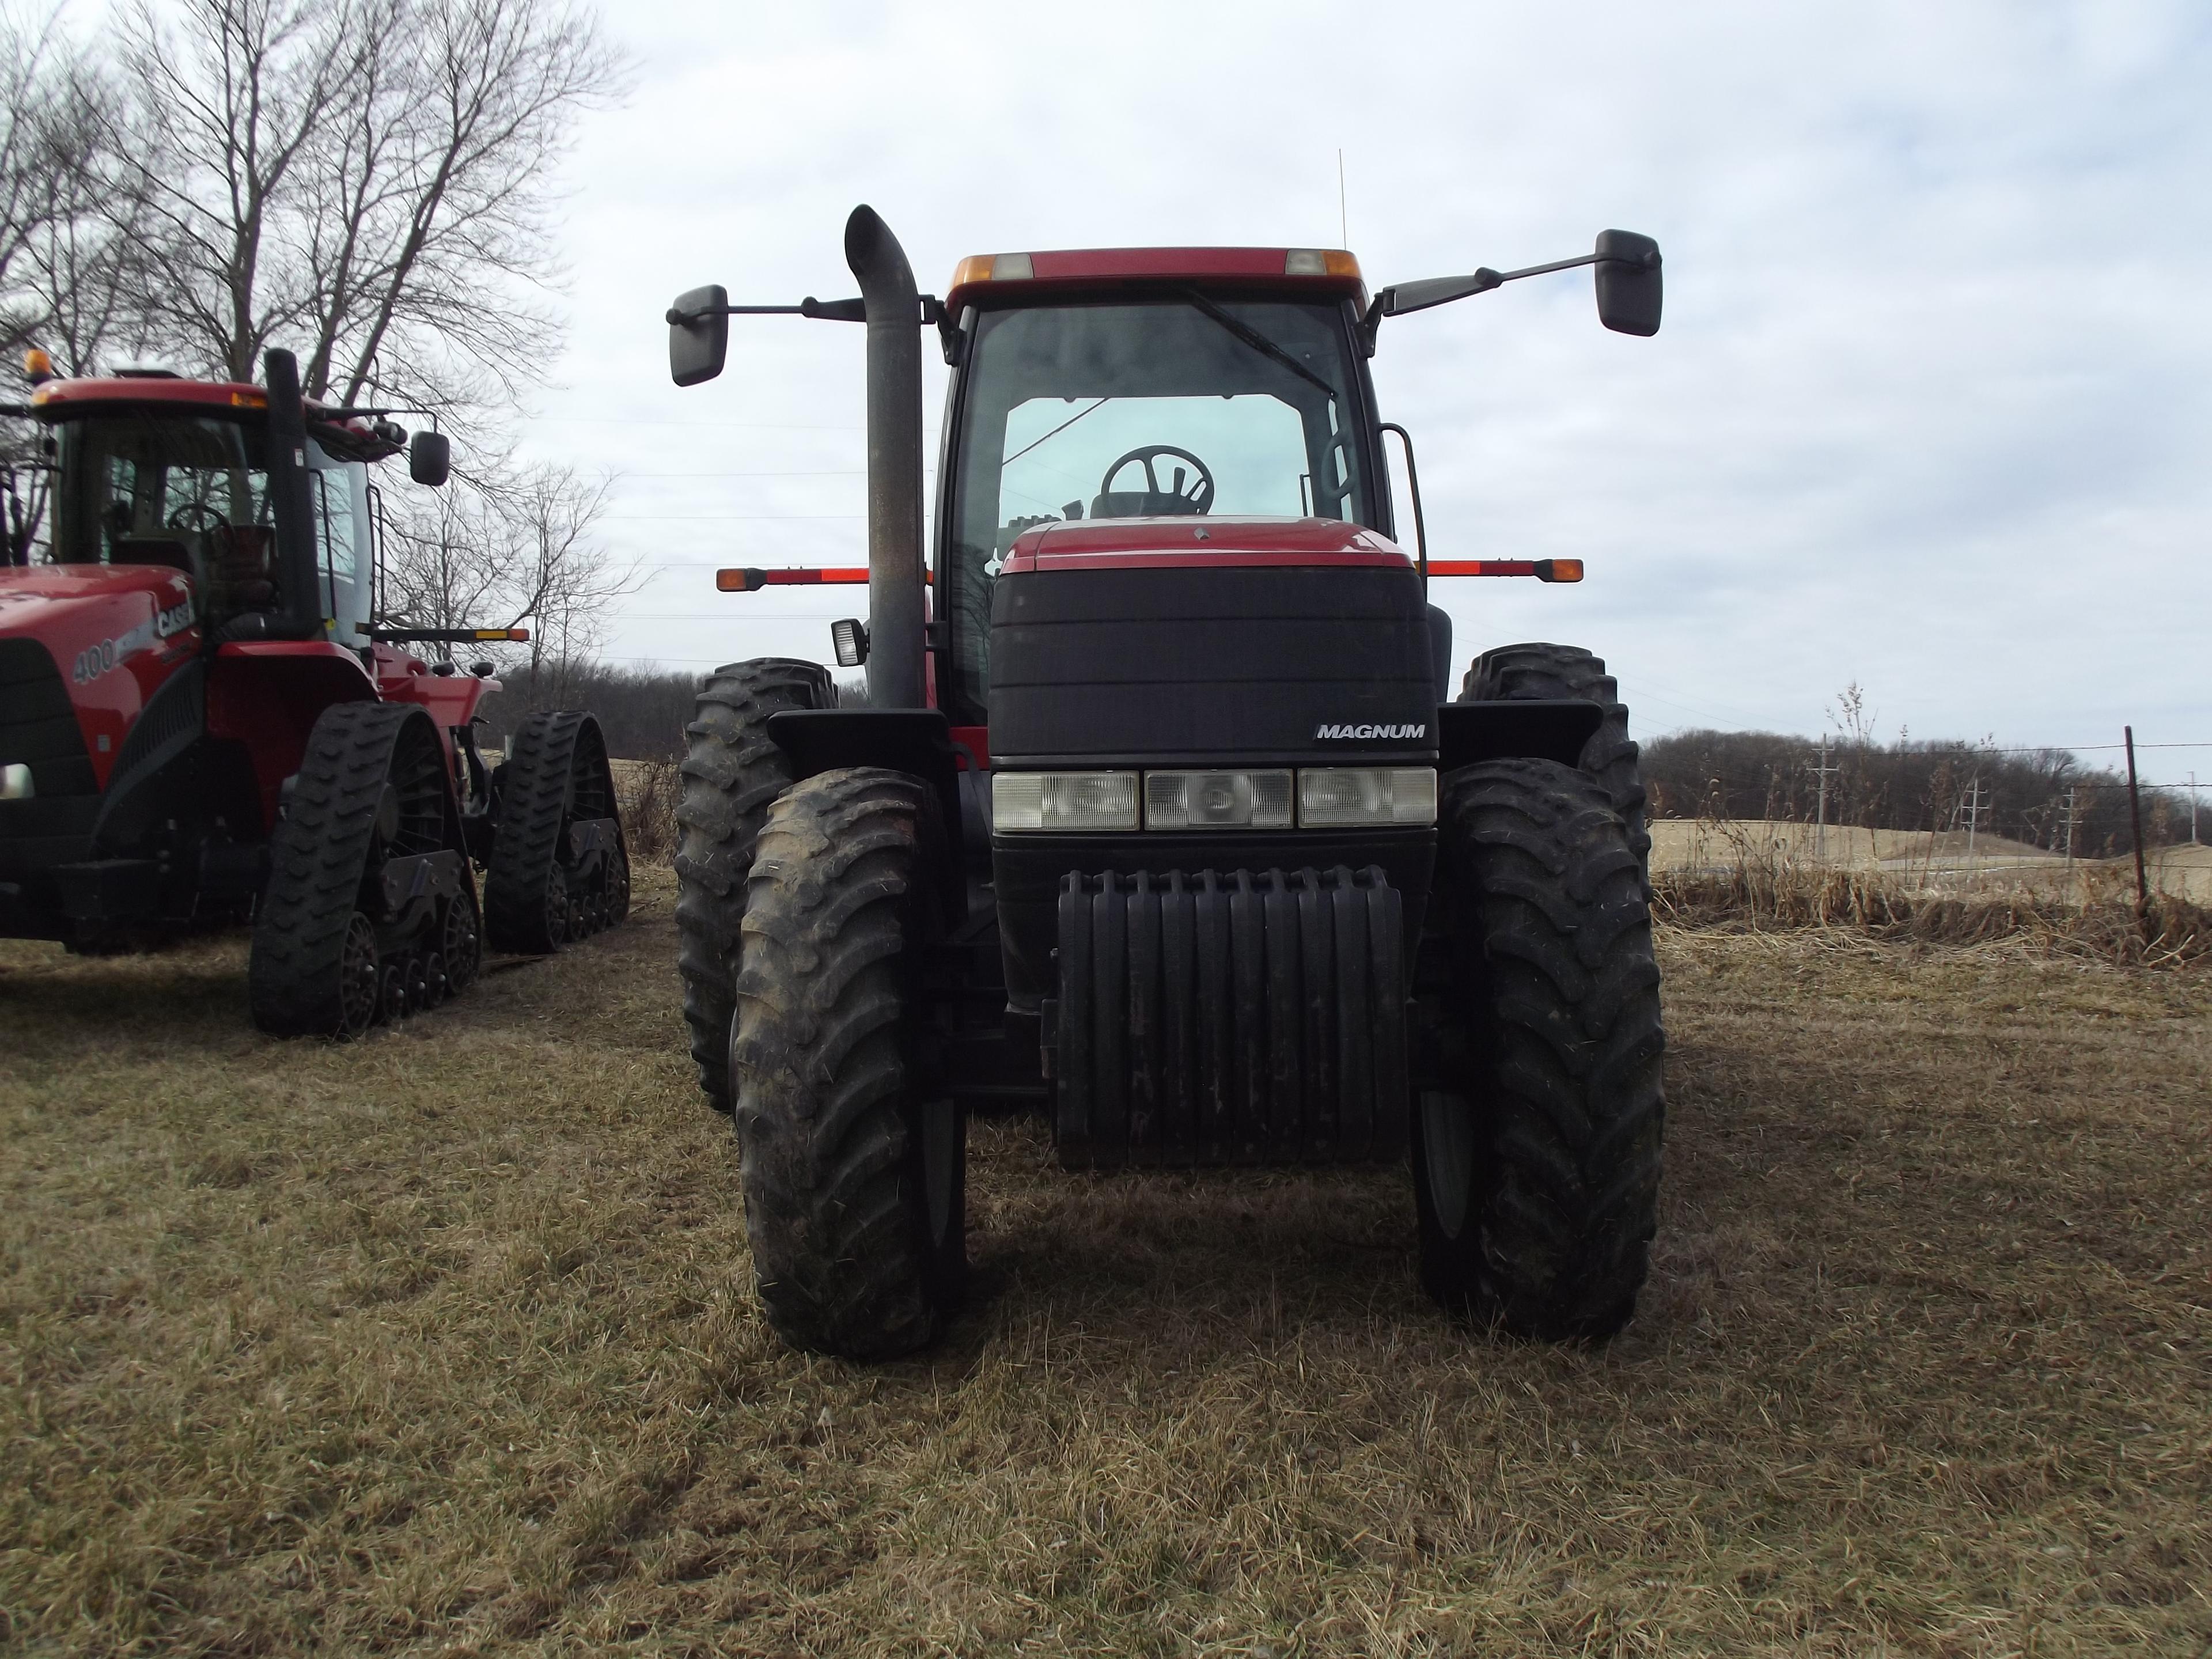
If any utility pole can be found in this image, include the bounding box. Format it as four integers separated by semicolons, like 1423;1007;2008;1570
2125;725;2150;921
2061;784;2080;903
1963;775;1987;884
1810;736;1839;862
2191;771;2200;845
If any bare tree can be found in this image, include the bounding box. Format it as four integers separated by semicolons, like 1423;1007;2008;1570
118;0;622;404
379;452;635;691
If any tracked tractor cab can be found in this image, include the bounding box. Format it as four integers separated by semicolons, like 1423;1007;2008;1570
669;210;1667;1361
0;353;628;1037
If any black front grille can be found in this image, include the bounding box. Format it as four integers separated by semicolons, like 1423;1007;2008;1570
0;638;101;884
0;638;98;797
988;565;1439;764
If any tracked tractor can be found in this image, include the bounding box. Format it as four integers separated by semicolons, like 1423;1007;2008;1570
0;350;629;1036
668;209;1665;1358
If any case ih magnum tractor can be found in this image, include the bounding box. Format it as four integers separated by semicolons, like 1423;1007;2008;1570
668;208;1664;1358
0;349;629;1035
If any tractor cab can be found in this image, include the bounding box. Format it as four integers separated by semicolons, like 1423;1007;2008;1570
25;372;416;649
933;251;1383;725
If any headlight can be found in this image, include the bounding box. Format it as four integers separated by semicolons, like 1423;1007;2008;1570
1143;770;1293;830
1297;767;1437;827
0;763;32;801
993;770;1139;832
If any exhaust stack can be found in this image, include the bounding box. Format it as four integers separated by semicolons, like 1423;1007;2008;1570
262;349;324;640
842;206;927;710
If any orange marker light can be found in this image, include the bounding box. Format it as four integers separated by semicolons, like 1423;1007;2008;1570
1427;558;1586;582
717;567;925;592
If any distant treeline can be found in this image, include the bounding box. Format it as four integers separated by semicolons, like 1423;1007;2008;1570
481;661;867;760
475;664;2199;855
1642;729;2198;855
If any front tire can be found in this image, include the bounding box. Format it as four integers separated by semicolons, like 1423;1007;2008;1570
729;767;965;1361
1417;757;1665;1339
1459;642;1649;873
674;659;834;1112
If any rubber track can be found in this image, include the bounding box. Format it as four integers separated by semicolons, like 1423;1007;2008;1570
1438;757;1666;1338
674;658;833;1111
730;767;950;1360
484;710;590;954
1459;642;1650;871
249;702;423;1037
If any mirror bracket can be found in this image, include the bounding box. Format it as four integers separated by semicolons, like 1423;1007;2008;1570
1362;233;1663;349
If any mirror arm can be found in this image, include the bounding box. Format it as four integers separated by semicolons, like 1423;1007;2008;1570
1363;243;1662;350
665;293;945;327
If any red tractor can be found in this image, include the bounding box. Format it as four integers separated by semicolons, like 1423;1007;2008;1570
667;209;1665;1357
0;349;629;1035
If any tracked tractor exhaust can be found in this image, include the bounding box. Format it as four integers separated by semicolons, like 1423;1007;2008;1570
262;349;324;641
843;206;927;710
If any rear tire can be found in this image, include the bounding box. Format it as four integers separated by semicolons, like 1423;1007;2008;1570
1459;642;1649;872
250;702;459;1039
483;710;626;954
1417;757;1665;1339
730;767;965;1361
675;659;834;1112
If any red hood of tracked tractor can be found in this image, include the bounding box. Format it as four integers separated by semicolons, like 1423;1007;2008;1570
0;565;203;786
997;516;1414;575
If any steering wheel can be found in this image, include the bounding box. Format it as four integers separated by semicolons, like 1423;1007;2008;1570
165;502;229;539
1099;445;1215;514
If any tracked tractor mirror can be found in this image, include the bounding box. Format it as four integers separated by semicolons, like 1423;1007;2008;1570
408;429;450;487
668;285;730;386
1594;231;1662;336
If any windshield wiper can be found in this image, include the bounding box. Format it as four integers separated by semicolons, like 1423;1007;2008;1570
1174;290;1339;398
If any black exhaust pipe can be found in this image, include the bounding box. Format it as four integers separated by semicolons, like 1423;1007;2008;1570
842;206;927;709
262;349;325;640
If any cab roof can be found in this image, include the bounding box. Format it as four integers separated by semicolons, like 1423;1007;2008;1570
28;373;402;461
944;247;1365;316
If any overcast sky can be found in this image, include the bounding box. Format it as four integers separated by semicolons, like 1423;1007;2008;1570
520;0;2209;768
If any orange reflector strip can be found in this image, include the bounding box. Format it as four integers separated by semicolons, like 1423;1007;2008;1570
476;628;529;641
1428;559;1584;583
717;567;931;592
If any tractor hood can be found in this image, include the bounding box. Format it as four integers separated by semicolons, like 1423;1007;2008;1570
0;565;201;786
999;516;1414;575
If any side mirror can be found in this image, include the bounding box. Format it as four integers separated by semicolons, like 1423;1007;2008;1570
1594;230;1662;336
669;285;729;387
408;429;450;487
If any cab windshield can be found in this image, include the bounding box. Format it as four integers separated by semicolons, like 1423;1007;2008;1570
944;297;1372;720
53;412;273;571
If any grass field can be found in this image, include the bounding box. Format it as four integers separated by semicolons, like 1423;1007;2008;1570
1649;819;2212;904
3;871;2209;1656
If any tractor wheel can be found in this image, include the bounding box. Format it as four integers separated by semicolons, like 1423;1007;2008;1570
675;658;835;1112
483;710;627;954
249;702;460;1039
730;766;965;1361
1459;642;1649;873
1416;757;1665;1339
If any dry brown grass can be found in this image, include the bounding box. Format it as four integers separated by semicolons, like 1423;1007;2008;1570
2;871;2209;1655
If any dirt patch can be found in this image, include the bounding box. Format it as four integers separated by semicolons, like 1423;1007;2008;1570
2;873;2208;1654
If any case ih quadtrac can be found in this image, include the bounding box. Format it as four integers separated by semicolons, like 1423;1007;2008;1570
668;209;1665;1357
0;349;628;1035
